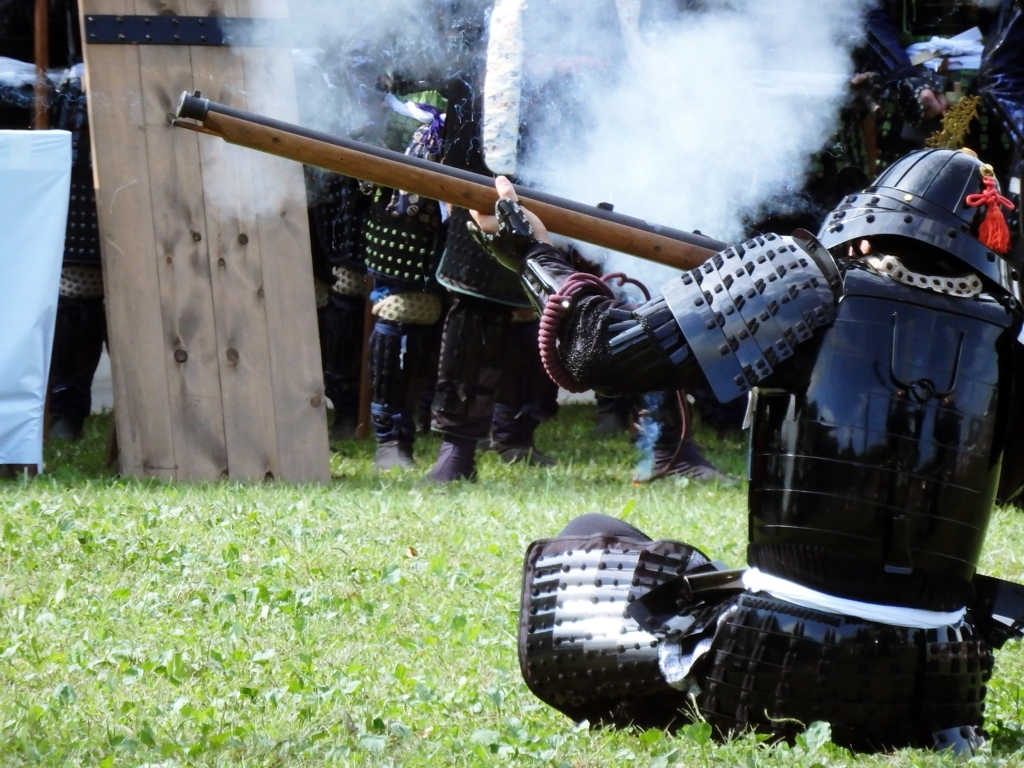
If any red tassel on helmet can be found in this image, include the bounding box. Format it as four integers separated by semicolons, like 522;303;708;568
966;174;1015;255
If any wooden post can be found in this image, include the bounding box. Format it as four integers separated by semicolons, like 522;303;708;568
32;0;48;129
862;111;880;178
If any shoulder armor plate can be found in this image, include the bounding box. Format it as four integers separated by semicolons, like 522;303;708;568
661;234;839;402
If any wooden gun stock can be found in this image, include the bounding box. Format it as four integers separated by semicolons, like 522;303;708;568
173;91;726;271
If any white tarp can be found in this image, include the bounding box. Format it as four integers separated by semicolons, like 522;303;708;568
0;130;71;471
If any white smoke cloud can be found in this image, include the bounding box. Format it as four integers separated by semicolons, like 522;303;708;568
517;0;871;288
282;0;870;288
286;0;455;136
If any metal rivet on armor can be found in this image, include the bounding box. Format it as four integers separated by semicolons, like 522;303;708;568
904;215;913;223
173;349;188;364
834;223;844;232
988;253;996;262
226;348;240;365
870;196;880;205
192;231;202;242
238;234;249;246
866;215;875;223
1012;271;1020;281
904;194;914;202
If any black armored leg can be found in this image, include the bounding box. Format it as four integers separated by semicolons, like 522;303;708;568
490;319;558;467
318;292;365;442
427;296;508;482
519;514;713;730
49;296;107;440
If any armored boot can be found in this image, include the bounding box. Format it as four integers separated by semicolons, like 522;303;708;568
638;390;736;485
489;404;556;467
330;414;358;444
594;395;632;435
369;319;417;471
486;319;559;466
424;436;478;483
652;441;736;485
429;296;504;481
375;439;415;470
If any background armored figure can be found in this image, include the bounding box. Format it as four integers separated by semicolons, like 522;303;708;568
856;0;1024;259
425;2;559;482
2;0;106;440
470;148;1024;753
305;169;370;444
363;85;449;469
292;46;377;444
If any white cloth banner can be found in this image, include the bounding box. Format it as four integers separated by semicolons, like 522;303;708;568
0;130;72;472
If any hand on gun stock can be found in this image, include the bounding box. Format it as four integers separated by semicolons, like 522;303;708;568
469;176;552;243
468;176;554;274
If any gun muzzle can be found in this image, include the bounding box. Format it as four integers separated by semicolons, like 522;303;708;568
176;91;210;122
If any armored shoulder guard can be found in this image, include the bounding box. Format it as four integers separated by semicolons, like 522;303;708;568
660;233;840;403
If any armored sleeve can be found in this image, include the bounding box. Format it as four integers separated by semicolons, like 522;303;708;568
862;6;912;77
551;233;841;402
978;1;1024;154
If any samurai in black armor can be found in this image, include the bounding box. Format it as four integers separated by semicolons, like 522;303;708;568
363;87;449;469
424;1;559;482
305;169;370;443
468;148;1024;754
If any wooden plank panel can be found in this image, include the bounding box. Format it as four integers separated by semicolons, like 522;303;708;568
80;0;177;478
238;0;329;483
188;0;280;481
135;0;228;481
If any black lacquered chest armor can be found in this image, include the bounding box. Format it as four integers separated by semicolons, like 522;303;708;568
749;265;1016;611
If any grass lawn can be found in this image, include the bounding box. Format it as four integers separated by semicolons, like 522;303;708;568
2;404;1024;767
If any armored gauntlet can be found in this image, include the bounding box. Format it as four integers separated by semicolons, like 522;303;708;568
468;197;577;313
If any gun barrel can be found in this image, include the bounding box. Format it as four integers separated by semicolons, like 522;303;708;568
174;91;726;270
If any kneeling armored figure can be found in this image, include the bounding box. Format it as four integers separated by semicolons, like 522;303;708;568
470;149;1024;753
